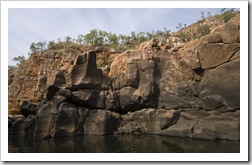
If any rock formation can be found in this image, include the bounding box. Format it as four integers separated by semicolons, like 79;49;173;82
9;14;240;141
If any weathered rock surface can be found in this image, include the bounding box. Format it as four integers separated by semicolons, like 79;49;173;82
19;100;37;117
9;14;240;141
46;71;67;100
65;51;110;90
82;109;120;135
115;109;180;134
154;110;240;140
34;102;54;137
199;59;240;110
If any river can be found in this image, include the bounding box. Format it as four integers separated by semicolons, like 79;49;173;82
8;134;239;153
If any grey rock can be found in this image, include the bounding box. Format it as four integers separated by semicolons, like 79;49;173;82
34;102;53;137
119;87;142;112
221;17;240;43
11;120;26;134
116;109;180;134
52;102;79;137
65;52;110;90
83;109;120;135
154;110;240;141
199;59;240;110
72;89;106;109
19;99;37;118
46;71;66;100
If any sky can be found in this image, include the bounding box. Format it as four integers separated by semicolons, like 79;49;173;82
8;8;223;66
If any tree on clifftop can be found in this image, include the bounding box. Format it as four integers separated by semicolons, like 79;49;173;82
12;55;25;63
30;42;37;53
12;55;26;67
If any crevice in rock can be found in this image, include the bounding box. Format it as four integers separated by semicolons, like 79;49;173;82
162;111;181;130
192;67;205;77
205;56;240;70
191;126;194;134
228;49;240;61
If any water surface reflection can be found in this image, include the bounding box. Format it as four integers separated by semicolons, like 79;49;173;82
9;134;239;153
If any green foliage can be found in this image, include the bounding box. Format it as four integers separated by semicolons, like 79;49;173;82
108;32;119;46
176;23;183;30
201;11;205;20
197;24;210;37
80;28;169;50
30;41;46;53
48;41;57;50
219;8;238;23
12;55;26;63
207;12;212;17
178;32;190;42
29;27;171;55
97;55;114;69
12;55;26;67
30;42;37;53
76;34;84;45
65;36;72;44
8;65;17;73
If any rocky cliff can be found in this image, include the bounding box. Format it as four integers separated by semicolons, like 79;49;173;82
9;14;240;141
8;46;119;116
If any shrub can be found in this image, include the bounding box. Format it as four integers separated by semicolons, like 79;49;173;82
197;24;210;37
219;9;238;23
178;33;190;42
223;10;237;23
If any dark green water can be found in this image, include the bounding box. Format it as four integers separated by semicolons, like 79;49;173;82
8;134;239;153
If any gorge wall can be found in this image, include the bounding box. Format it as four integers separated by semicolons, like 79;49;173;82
9;14;240;141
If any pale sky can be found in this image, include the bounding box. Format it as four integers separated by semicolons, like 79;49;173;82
8;8;223;66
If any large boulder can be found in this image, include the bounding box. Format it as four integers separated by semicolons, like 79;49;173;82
19;99;37;118
65;51;110;90
197;42;239;69
71;89;106;109
196;15;239;70
156;117;194;138
11;114;36;134
119;87;142;112
11;120;26;134
192;117;240;140
52;95;68;114
109;50;142;89
199;59;240;110
24;114;36;134
105;90;120;111
116;109;180;134
155;50;200;109
78;108;120;135
125;63;140;88
46;71;67;100
154;110;240;141
158;91;189;109
221;14;240;43
34;102;53;137
199;31;223;44
51;102;79;137
8;117;15;128
109;50;160;112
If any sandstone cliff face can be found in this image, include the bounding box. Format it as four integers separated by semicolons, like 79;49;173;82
8;47;119;116
9;14;240;141
8;49;80;115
